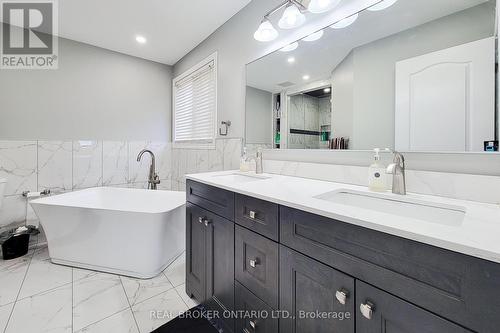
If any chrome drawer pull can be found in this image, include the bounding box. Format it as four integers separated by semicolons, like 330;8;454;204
335;289;349;305
249;258;259;268
249;210;257;219
360;301;375;320
249;320;257;329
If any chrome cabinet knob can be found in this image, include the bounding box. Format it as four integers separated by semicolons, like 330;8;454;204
360;301;375;320
335;289;349;305
249;210;257;219
204;220;211;227
198;217;205;224
249;258;259;268
249;320;257;329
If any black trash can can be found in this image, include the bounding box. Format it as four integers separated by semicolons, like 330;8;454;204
1;233;30;260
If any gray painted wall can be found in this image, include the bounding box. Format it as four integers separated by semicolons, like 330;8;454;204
0;27;173;141
332;2;495;150
245;86;272;144
173;0;286;139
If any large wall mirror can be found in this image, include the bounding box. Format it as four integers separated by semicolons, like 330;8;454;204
245;0;499;153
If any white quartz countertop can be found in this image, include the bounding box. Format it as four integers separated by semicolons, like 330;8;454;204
187;170;500;264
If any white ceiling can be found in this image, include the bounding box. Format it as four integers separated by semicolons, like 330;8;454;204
247;0;491;92
56;0;251;65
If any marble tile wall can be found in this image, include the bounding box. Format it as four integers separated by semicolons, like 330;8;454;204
171;138;242;191
0;140;172;227
289;94;331;150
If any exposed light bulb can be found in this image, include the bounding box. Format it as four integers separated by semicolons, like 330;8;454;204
331;13;359;29
279;3;306;30
302;30;324;42
367;0;398;11
135;35;147;44
302;75;310;80
254;19;278;42
324;88;331;93
280;42;299;52
287;57;296;64
308;0;341;14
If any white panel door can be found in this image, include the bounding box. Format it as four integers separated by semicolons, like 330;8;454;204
395;37;495;152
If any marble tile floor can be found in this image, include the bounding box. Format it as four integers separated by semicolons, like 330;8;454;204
0;234;198;333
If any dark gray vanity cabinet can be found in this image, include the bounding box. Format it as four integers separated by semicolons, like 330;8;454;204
186;180;500;333
280;246;355;333
356;281;470;333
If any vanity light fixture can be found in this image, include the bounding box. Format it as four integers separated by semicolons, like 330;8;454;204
367;0;398;11
280;42;299;52
279;2;307;29
135;35;147;44
331;13;359;29
254;19;279;42
287;57;296;64
302;75;310;80
302;30;324;42
308;0;341;14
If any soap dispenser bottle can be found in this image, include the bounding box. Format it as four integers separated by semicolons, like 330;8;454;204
368;148;387;192
240;147;250;172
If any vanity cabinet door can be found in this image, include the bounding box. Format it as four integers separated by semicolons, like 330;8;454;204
186;202;235;333
356;281;471;333
186;202;208;303
280;246;355;333
205;206;235;333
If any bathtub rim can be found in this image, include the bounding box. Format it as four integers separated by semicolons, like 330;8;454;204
30;187;186;215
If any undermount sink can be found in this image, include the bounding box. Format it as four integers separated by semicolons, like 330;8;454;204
314;189;466;226
212;172;271;183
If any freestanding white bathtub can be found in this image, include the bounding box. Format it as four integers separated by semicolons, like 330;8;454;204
30;187;186;279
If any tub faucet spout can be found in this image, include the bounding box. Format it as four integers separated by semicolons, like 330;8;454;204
137;149;160;190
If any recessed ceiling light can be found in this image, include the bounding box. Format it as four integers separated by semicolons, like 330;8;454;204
287;57;296;64
368;0;398;11
331;13;359;29
302;30;324;42
135;35;147;44
324;88;331;93
280;42;299;52
303;75;310;80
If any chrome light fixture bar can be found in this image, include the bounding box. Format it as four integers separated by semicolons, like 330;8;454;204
254;0;307;42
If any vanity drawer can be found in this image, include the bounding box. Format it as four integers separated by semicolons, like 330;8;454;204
235;225;279;309
235;282;278;333
186;180;234;220
280;206;500;333
356;281;471;333
235;194;279;241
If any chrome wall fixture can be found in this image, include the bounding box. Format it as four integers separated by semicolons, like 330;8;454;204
254;0;399;43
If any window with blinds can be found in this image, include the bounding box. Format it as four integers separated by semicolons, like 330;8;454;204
173;55;217;147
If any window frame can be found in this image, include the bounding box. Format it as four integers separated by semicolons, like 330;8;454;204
172;52;218;149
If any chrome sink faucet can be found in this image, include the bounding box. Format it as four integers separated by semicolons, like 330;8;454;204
137;149;160;190
386;150;406;195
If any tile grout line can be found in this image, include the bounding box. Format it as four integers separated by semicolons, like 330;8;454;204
168;273;191;310
3;236;38;333
119;277;141;333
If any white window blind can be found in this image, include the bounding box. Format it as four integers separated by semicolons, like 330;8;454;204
173;59;216;145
